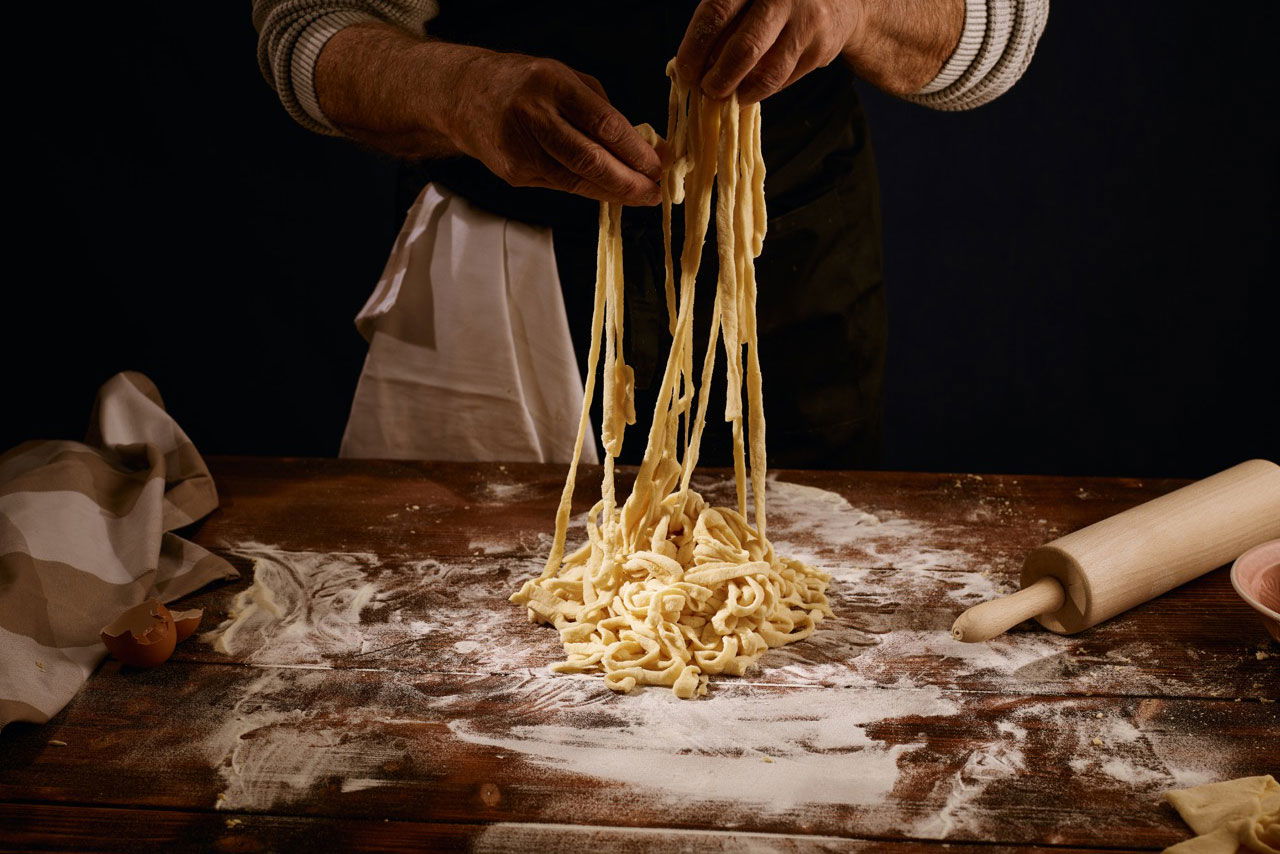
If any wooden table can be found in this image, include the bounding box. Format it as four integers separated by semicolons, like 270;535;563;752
2;458;1276;852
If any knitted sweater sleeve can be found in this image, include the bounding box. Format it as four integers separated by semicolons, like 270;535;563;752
251;0;441;135
903;0;1049;111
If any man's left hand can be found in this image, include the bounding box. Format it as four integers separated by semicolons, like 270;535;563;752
676;0;863;103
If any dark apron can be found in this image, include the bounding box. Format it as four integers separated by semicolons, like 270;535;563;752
399;1;886;469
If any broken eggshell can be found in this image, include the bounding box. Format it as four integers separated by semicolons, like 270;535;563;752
100;599;176;667
170;608;204;642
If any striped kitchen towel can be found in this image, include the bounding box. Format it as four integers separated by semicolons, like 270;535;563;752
0;372;237;728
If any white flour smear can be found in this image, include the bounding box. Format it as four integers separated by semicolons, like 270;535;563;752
203;667;427;811
446;679;960;813
201;543;380;663
200;544;549;673
919;720;1027;838
764;479;942;570
480;478;542;502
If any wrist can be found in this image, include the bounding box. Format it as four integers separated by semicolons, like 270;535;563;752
840;0;964;96
408;41;494;147
843;0;872;56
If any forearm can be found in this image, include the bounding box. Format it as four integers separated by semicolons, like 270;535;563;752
315;22;475;158
252;0;441;134
843;0;964;96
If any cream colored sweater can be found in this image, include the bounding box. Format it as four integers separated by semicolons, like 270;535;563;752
253;0;1048;134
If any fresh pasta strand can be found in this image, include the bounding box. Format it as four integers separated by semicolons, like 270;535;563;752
511;63;833;698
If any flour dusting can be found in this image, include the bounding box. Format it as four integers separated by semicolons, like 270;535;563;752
188;476;1268;835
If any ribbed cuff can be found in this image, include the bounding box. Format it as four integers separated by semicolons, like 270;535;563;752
903;0;1048;112
290;10;380;135
917;0;988;95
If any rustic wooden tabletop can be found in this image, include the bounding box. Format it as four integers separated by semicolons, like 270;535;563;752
2;458;1276;852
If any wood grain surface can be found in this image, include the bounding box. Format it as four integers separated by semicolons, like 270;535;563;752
2;458;1276;853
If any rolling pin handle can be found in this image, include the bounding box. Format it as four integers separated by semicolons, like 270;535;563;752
950;576;1067;643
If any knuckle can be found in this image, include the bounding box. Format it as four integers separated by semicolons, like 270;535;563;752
523;57;565;86
728;31;770;64
571;145;611;179
699;0;738;30
588;110;626;143
745;61;790;93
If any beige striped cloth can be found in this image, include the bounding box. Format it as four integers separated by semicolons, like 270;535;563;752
0;372;237;728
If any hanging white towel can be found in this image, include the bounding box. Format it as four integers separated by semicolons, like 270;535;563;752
340;183;595;464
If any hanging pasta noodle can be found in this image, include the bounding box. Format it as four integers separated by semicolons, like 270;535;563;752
511;62;832;699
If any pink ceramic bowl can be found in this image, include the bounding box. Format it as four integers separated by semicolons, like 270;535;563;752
1231;539;1280;643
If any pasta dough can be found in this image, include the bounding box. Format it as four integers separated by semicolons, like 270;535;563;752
510;63;832;698
1164;775;1280;854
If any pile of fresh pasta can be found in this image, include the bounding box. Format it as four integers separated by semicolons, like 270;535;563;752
511;62;832;698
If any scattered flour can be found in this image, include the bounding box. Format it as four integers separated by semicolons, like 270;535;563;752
204;669;397;810
201;543;380;663
469;531;556;556
912;699;1241;839
200;665;456;812
189;477;1265;835
728;477;965;572
919;724;1026;838
481;481;540;502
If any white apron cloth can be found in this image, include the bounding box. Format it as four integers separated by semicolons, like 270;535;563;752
340;183;595;464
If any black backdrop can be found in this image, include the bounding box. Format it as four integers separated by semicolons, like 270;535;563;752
6;2;1276;477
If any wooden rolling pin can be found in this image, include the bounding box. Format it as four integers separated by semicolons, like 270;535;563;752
952;459;1280;642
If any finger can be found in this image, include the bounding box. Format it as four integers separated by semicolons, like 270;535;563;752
572;70;608;100
737;24;805;103
702;1;788;99
505;140;630;204
676;0;751;88
560;82;663;181
537;115;660;206
527;156;630;205
779;46;826;92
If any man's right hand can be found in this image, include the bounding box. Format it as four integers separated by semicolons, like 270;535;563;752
446;52;661;206
316;25;660;207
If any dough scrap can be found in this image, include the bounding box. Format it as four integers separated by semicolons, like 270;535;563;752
1164;774;1280;854
511;63;832;698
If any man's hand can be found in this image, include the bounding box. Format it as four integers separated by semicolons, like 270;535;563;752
447;52;661;206
676;0;962;103
316;24;660;206
677;0;862;103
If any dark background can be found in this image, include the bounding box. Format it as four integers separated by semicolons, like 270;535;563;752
6;2;1276;478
